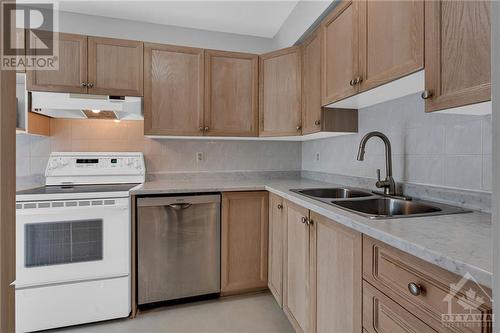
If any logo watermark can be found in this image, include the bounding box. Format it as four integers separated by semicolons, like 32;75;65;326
441;272;493;329
1;1;59;70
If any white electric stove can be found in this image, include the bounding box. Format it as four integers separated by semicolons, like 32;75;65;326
15;152;145;333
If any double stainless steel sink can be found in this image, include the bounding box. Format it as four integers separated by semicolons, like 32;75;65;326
291;187;470;219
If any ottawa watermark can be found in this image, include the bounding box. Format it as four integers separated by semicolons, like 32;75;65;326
441;272;493;329
1;1;59;70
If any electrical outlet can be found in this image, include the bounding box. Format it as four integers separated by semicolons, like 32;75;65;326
315;152;320;161
196;152;204;162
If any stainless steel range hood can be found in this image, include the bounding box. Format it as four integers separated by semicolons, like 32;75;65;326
30;91;143;120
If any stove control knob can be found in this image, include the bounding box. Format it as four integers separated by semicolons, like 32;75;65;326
49;160;58;170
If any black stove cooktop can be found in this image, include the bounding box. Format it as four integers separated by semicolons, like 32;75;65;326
16;183;139;195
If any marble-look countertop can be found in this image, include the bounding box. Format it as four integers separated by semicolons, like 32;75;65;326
131;177;492;288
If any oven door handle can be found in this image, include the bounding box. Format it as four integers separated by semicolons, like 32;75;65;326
168;203;192;210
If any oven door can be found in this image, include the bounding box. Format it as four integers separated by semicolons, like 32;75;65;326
15;197;130;288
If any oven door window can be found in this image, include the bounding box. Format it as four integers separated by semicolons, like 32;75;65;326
25;219;103;267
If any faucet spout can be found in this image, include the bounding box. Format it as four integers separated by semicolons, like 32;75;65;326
356;131;397;196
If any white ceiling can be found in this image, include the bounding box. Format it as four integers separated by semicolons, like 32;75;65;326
53;1;301;38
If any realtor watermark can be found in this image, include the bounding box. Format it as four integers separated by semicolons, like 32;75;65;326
1;1;59;70
441;272;493;329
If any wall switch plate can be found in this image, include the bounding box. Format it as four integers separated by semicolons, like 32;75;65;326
315;152;320;161
196;152;204;162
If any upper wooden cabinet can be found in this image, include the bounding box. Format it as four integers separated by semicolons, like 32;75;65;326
27;32;87;94
301;29;322;135
358;0;424;92
27;33;143;96
259;47;302;137
143;43;204;136
321;0;359;106
221;192;269;295
268;193;284;307
204;50;259;136
424;0;491;112
309;212;362;333
87;37;143;96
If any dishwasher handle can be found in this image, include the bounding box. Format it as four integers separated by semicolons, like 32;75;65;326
137;194;220;207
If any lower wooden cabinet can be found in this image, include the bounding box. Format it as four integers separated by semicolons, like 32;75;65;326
268;193;284;306
221;191;269;295
363;281;437;333
309;211;362;333
283;200;310;333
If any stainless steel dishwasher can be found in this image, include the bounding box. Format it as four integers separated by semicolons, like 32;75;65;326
137;194;221;305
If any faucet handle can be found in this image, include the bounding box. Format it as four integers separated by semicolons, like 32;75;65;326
376;169;381;181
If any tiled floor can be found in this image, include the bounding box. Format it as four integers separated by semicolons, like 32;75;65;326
50;293;293;333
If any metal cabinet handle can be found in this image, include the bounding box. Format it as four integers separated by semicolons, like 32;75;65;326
355;76;363;84
314;120;321;126
204;126;209;131
408;282;423;296
301;216;307;224
80;82;87;88
307;218;313;226
199;126;204;132
421;90;433;99
349;79;356;86
277;204;283;210
296;125;302;131
87;83;94;88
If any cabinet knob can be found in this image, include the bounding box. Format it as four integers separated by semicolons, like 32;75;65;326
204;126;209;131
408;282;423;296
87;83;94;88
199;126;204;132
80;82;87;88
421;90;433;99
355;76;363;84
301;216;307;224
296;125;302;131
277;204;283;210
349;79;356;86
307;218;313;226
314;120;321;126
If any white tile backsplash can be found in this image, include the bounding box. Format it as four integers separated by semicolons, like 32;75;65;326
302;93;492;192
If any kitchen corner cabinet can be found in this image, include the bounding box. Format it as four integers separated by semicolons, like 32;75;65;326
268;193;284;306
143;43;204;136
27;31;88;94
221;192;269;295
283;200;310;333
423;0;491;112
259;47;302;137
301;29;322;135
321;0;359;106
87;37;143;96
27;33;143;96
309;212;362;333
204;50;259;136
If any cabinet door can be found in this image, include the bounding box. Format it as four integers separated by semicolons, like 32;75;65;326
321;0;359;105
301;29;322;135
283;200;310;333
424;0;490;112
309;212;362;333
221;192;269;295
27;32;87;93
144;43;204;136
259;47;302;137
205;50;258;136
268;193;284;306
358;0;424;92
88;37;143;96
363;281;438;333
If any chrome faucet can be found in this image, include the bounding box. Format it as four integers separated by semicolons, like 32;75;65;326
357;131;397;196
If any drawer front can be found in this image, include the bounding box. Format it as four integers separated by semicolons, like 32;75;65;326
363;236;492;333
363;281;437;333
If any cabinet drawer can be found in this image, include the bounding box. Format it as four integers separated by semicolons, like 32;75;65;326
363;236;492;333
363;281;437;333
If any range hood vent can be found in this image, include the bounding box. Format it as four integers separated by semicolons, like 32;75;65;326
30;91;143;120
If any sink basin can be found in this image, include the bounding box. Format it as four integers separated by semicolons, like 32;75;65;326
295;188;372;199
332;198;442;218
